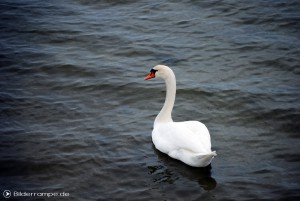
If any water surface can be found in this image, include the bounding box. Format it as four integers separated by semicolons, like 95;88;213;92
1;0;300;200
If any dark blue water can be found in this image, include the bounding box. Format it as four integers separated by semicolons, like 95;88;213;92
1;0;300;200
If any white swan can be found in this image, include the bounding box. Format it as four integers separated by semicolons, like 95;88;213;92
145;65;216;167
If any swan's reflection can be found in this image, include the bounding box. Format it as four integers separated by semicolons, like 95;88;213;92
148;145;217;191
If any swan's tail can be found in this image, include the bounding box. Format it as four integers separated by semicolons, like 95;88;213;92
193;151;217;167
210;151;217;157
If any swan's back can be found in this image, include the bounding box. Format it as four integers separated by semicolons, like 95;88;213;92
152;121;212;155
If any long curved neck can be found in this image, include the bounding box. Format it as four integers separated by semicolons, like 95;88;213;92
155;71;176;124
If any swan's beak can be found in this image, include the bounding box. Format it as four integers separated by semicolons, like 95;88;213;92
145;72;155;80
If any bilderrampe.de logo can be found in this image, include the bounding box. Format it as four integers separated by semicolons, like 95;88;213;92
3;190;11;198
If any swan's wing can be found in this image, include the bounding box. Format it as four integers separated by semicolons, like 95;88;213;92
179;121;212;150
152;121;212;154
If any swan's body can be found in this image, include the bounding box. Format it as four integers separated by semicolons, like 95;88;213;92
145;65;216;167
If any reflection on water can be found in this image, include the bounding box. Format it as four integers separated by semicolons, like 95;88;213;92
149;145;217;191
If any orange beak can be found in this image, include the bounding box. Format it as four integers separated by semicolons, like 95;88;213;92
145;72;156;80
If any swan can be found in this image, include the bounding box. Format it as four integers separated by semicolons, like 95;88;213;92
145;65;216;167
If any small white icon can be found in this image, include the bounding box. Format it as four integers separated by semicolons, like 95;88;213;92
3;190;11;198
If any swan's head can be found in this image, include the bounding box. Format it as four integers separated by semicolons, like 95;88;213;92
145;65;174;80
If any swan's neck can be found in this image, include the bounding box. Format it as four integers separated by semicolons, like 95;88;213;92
155;72;176;124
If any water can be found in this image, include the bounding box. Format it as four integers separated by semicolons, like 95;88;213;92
1;0;299;200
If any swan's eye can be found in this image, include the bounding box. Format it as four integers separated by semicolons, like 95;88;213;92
150;69;158;73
